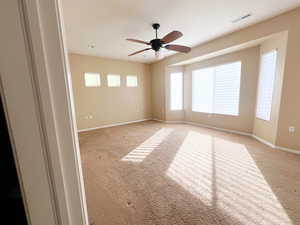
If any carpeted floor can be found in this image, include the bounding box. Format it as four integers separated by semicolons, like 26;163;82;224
78;121;300;225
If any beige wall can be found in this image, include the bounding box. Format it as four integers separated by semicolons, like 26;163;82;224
150;61;166;120
150;7;300;150
69;54;152;130
253;32;288;144
276;27;300;149
184;47;260;134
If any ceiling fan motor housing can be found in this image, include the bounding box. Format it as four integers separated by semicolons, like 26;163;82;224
150;39;162;52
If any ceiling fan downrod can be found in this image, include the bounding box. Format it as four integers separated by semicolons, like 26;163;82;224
152;23;160;39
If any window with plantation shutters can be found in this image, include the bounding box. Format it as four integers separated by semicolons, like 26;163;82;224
192;61;242;116
192;68;214;113
214;61;241;116
256;50;278;121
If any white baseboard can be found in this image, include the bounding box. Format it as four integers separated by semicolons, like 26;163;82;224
165;120;186;124
276;146;300;155
152;118;165;122
78;118;300;155
153;119;300;155
152;119;252;136
252;135;276;148
252;134;300;155
185;121;252;137
77;118;152;132
149;118;185;124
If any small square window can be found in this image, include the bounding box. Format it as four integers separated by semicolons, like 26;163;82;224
107;74;121;87
126;75;138;87
84;72;101;87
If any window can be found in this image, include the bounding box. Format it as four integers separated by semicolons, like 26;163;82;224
126;75;138;87
107;74;121;87
192;68;214;113
256;50;278;121
192;61;241;116
84;72;101;87
214;62;241;115
170;72;183;111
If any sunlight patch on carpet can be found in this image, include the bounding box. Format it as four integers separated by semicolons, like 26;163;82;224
121;128;173;163
166;131;293;225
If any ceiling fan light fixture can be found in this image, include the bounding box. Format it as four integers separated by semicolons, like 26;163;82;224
156;50;164;60
155;50;161;58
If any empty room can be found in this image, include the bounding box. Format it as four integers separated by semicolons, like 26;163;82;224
61;1;300;225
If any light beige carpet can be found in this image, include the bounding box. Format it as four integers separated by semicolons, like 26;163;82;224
79;121;300;225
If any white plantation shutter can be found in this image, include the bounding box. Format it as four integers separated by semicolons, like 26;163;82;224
170;72;183;110
192;61;241;116
256;50;278;120
214;62;241;116
192;68;214;113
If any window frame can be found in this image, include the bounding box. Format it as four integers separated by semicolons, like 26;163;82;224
126;75;138;87
191;61;242;116
170;72;184;111
84;72;101;87
107;74;121;87
192;67;215;113
255;49;278;121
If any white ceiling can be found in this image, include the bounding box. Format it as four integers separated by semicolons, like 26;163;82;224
61;0;300;63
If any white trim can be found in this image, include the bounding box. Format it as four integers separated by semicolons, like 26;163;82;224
152;119;186;124
252;135;300;155
185;121;252;136
165;120;186;124
276;146;300;155
78;119;152;132
252;135;276;148
0;1;65;224
0;0;89;224
154;120;300;155
151;119;252;136
78;119;300;156
33;0;89;223
79;118;251;136
152;118;165;122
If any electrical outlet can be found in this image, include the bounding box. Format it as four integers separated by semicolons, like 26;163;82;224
289;126;295;133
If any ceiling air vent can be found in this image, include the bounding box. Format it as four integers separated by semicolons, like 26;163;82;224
232;13;252;23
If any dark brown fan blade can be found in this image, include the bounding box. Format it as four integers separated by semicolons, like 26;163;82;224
128;48;152;56
126;38;150;45
161;31;183;44
165;45;191;53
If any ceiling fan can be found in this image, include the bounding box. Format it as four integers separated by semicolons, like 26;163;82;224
126;23;191;56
